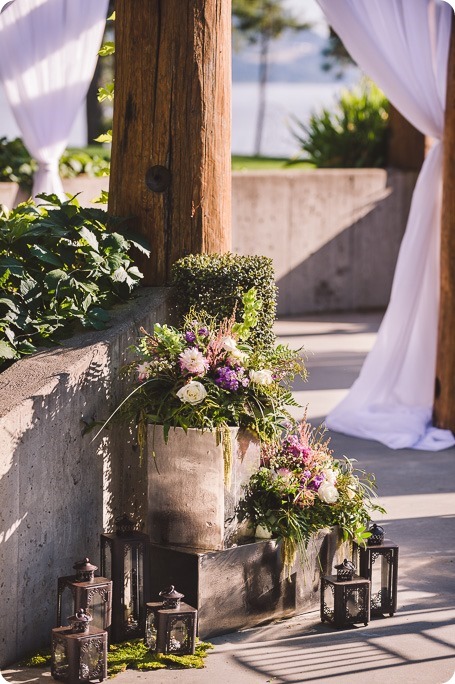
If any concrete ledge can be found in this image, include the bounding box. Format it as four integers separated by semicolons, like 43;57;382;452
0;287;172;666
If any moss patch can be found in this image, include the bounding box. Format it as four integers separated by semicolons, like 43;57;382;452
20;639;213;676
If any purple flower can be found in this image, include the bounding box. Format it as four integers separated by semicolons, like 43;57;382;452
215;366;240;391
198;326;209;337
302;469;312;480
308;472;325;491
184;331;196;343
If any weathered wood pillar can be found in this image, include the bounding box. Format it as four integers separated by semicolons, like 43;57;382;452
387;104;425;171
433;20;455;429
108;0;232;285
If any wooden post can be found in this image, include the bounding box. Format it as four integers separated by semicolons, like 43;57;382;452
387;104;425;171
108;0;232;285
433;20;455;429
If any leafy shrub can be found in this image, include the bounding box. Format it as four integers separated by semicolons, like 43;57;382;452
291;80;389;168
171;253;278;349
0;194;149;367
0;137;110;190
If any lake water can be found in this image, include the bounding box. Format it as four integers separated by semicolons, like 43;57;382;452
1;80;352;158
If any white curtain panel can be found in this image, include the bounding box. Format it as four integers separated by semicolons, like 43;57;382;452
0;0;108;198
317;0;454;450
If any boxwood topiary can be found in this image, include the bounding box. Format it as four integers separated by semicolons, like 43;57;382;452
171;253;277;349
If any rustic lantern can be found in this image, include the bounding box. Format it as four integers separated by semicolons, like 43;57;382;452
145;586;197;655
353;531;399;617
51;609;107;682
100;514;151;642
321;561;370;628
57;558;112;633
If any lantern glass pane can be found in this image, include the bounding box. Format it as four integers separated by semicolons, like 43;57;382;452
87;590;106;632
80;637;104;680
168;617;189;652
371;552;391;613
53;639;69;678
345;587;363;620
101;539;112;579
323;582;334;622
60;586;74;626
123;544;144;633
145;611;157;650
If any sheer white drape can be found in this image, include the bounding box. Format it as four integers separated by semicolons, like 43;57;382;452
0;0;108;198
317;0;454;450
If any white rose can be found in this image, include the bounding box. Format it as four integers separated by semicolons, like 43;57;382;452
176;381;207;405
323;468;337;485
249;369;274;386
318;482;339;504
222;337;238;353
228;347;247;364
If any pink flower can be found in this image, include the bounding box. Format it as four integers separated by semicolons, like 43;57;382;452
179;347;209;375
137;363;150;382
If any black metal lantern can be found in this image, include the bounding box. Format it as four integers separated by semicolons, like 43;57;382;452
51;610;107;682
368;523;385;546
321;561;370;628
145;586;197;655
100;514;151;642
353;535;399;617
57;558;112;633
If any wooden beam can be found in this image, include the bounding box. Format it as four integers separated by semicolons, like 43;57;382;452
387;104;425;172
108;0;232;285
433;18;455;429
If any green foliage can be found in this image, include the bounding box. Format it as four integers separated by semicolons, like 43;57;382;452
0;136;36;187
237;420;385;569
232;0;308;43
0;194;149;367
113;298;305;447
20;639;213;675
291;80;389;168
171;253;278;350
0;137;111;189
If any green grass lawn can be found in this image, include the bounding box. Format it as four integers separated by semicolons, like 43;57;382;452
67;147;313;171
231;155;313;170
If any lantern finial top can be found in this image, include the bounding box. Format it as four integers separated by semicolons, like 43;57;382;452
115;513;137;537
159;585;184;609
73;557;98;582
367;523;385;546
335;558;356;581
68;608;93;634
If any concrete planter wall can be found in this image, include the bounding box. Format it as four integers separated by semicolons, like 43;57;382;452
147;426;260;550
4;168;417;315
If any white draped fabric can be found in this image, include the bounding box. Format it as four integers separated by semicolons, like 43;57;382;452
317;0;455;450
0;0;108;198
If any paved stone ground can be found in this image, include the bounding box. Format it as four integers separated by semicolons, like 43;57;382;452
3;313;455;684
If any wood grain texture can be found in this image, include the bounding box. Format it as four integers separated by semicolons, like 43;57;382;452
109;0;232;285
434;18;455;429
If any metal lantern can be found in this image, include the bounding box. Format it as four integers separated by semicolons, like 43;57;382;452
51;610;107;682
100;514;151;642
57;558;112;633
145;586;197;655
321;560;370;628
353;534;399;617
368;523;385;546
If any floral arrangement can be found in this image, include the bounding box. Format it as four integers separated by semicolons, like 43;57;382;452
236;420;385;568
113;289;306;453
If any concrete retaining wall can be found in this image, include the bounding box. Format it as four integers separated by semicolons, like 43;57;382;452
232;169;417;315
0;288;172;666
2;168;417;316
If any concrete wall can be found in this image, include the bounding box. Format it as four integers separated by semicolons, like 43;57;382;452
1;169;417;316
0;288;172;666
232;169;417;315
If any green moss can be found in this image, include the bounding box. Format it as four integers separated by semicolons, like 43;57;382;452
20;639;213;676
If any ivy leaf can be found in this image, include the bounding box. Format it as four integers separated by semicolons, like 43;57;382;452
0;340;17;360
29;245;63;267
78;226;99;252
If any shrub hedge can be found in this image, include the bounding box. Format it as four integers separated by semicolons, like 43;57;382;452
171;253;277;349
